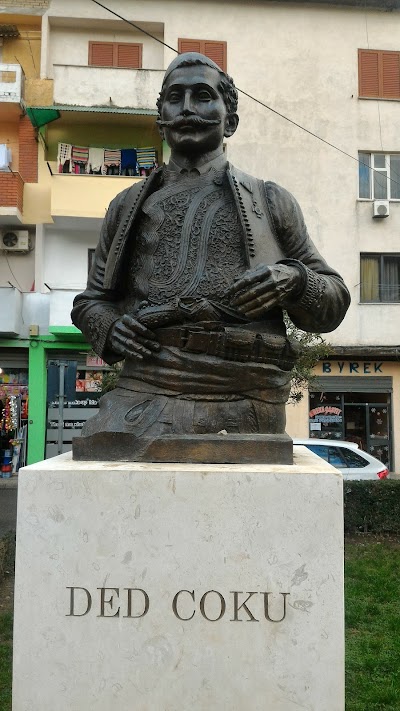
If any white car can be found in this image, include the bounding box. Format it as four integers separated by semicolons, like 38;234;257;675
293;438;389;481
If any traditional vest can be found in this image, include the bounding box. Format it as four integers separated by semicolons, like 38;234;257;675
104;163;285;292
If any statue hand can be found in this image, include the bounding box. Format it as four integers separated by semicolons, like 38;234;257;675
227;264;303;319
107;314;161;360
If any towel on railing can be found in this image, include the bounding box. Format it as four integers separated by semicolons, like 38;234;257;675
71;145;89;163
57;143;72;173
121;148;137;171
104;149;121;167
0;144;12;171
88;147;105;173
136;147;157;169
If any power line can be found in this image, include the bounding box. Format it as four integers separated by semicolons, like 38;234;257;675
90;0;400;192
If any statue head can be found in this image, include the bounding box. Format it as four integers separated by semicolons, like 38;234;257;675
156;52;239;158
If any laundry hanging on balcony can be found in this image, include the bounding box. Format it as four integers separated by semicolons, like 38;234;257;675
136;147;158;175
57;142;72;173
88;147;105;174
56;142;158;177
71;145;89;174
0;144;12;171
120;148;138;176
103;149;121;175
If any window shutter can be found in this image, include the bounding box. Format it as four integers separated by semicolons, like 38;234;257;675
89;41;114;67
178;38;227;71
359;49;380;97
116;43;142;69
178;39;202;54
203;41;227;72
382;52;400;98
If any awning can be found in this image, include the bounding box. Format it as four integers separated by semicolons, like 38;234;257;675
26;107;61;129
25;104;157;129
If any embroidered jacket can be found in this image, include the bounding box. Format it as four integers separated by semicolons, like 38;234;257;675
71;163;350;365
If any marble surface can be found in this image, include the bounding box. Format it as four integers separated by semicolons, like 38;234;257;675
13;448;344;711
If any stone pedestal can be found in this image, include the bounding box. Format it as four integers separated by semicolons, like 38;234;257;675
13;448;344;711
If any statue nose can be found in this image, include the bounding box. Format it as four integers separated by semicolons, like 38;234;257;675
182;91;195;115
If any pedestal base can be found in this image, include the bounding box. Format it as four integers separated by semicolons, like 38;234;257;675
13;449;344;711
72;431;293;464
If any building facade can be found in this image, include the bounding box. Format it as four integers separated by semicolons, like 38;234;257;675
0;0;399;468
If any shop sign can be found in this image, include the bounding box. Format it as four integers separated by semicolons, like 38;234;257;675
308;405;343;424
321;361;383;374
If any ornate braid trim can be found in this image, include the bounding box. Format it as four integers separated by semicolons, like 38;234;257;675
297;268;327;310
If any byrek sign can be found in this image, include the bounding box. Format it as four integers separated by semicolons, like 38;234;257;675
320;361;384;374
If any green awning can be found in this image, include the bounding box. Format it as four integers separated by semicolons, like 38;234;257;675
26;106;61;129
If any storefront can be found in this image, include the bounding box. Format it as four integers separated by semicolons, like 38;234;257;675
45;351;108;459
308;360;397;471
0;346;29;476
286;357;400;472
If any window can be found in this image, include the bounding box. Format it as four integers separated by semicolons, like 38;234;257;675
358;49;400;99
360;253;400;303
88;41;142;69
305;445;345;468
340;448;368;469
359;152;400;200
178;39;227;72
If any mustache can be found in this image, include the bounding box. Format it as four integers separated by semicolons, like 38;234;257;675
157;115;221;129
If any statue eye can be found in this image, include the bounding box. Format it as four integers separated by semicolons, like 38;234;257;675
167;91;181;102
197;90;212;101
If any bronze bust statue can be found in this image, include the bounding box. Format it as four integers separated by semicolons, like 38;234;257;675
71;52;350;463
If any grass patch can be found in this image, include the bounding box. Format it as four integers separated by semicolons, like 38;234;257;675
345;537;400;710
0;612;12;711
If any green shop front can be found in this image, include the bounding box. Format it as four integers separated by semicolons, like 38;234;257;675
0;327;109;468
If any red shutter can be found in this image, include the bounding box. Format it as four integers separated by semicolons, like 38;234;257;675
358;49;380;97
178;39;202;55
382;51;400;98
203;41;227;72
116;43;142;69
89;41;114;67
178;38;227;71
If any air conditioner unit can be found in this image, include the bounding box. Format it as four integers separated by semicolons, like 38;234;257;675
1;230;30;252
373;200;389;218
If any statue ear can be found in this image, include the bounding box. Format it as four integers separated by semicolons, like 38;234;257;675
224;113;239;138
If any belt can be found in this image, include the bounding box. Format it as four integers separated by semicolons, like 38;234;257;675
155;327;297;369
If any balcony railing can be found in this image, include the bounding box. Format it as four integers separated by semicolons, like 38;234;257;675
53;65;163;110
49;169;141;220
0;63;24;103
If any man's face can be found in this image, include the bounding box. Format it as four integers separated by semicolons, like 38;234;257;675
159;64;233;156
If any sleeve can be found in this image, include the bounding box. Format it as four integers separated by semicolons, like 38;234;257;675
264;181;351;333
71;190;129;364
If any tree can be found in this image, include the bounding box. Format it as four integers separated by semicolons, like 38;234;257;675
285;313;331;404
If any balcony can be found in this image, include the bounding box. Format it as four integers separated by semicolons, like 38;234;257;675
0;172;24;224
0;64;24;107
53;65;164;111
0;287;22;336
49;167;141;222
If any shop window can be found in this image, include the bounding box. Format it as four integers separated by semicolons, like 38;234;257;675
178;38;227;72
358;49;400;99
358;152;400;200
88;41;143;69
360;253;400;303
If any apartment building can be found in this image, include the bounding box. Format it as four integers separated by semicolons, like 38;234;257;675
0;0;399;469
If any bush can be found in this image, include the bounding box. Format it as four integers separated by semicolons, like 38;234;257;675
344;480;400;534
